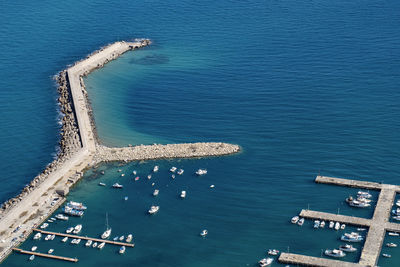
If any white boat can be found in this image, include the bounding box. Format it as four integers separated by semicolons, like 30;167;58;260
29;255;35;261
121;173;125;177
393;215;400;221
101;213;112;239
67;201;87;210
62;237;68;243
71;238;77;244
75;239;81;244
268;249;279;255
113;236;119;241
99;182;106;186
341;224;346;230
259;257;273;266
325;249;346;258
320;221;325;228
335;222;340;230
153;189;159;196
50;234;55;240
45;234;52;241
147;174;152;179
119;246;126;254
119;236;125;241
357;191;372;198
66;227;74;234
386;242;397;247
73;224;82;234
170;167;177;173
48;249;54;254
171;174;175;179
132;170;137;175
210;185;215;188
112;183;123;189
313;220;320;229
124;196;128;201
148;206;160;214
200;229;208;237
341;232;363;242
388;232;400;236
40;223;49;229
92;242;98;248
329;221;334;228
180;191;186;198
177;169;184;175
357;228;367;231
349;199;370;208
85;240;93;247
339;244;357;252
33;233;41;240
126;234;133;243
31;246;37;252
118;169;122;172
297;218;304;226
153;166;159;172
98;242;105;249
382;253;391;258
55;214;69;221
291;216;299;224
196;169;207;176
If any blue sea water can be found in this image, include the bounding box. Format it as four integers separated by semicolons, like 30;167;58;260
1;0;400;266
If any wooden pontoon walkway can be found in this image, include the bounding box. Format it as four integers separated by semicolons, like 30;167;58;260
279;175;400;267
34;229;134;247
12;248;78;262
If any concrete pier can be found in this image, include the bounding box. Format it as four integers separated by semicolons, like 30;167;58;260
12;248;78;263
279;176;400;267
0;39;240;262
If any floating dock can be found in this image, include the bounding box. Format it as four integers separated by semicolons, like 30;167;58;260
279;175;400;267
12;248;78;262
34;229;134;247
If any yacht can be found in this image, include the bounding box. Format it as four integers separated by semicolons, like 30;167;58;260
291;216;300;224
329;221;334;228
297;218;304;226
98;242;105;249
126;234;133;243
153;189;159;196
196;169;207;176
100;170;105;175
267;249;279;255
112;183;123;189
313;220;320;229
349;200;370;208
48;249;54;254
99;182;106;186
119;246;126;254
341;233;363;242
62;237;68;242
177;169;184;175
73;224;82;234
92;242;98;248
55;214;69;221
148;206;160;214
67;201;87;210
335;222;340;230
170;167;177;173
325;249;346;258
33;233;41;240
259;258;273;266
66;227;74;234
388;232;400;236
320;221;325;228
85;240;93;247
339;244;357;252
40;223;49;229
101;213;112;239
181;191;186;198
153;166;159;172
29;255;35;261
200;229;208;237
386;242;397;247
63;206;84;217
31;246;37;252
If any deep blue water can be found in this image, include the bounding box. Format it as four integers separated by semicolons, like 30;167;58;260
1;0;400;266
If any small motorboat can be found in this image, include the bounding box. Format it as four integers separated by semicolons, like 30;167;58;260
267;249;279;255
148;206;160;214
113;183;123;188
85;240;93;247
126;234;133;243
29;255;35;261
45;234;52;241
180;191;186;198
119;236;125;241
335;222;340;230
320;221;325;228
75;239;81;244
66;227;74;234
341;232;363;242
132;170;137;175
297;218;304;226
48;249;54;254
62;237;68;242
40;223;49;229
382;253;391;258
196;169;207;176
339;244;357;252
210;185;215;188
357;191;372;198
117;169;122;172
153;189;159;196
92;242;98;248
177;169;184;175
313;220;320;229
121;173;125;177
259;257;273;266
325;249;346;258
113;236;119;241
357;228;367;231
386;242;397;247
329;221;334;228
153;165;159;172
388;232;400;236
341;224;346;230
33;233;41;240
98;242;105;249
55;214;69;221
31;246;37;252
119;246;126;254
100;170;105;175
200;229;208;237
392;215;400;221
291;216;299;224
124;196;128;201
73;224;82;234
170;167;177;173
99;182;106;186
134;177;140;181
147;174;152;179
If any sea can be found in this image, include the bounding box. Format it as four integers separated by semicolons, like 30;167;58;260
1;0;400;266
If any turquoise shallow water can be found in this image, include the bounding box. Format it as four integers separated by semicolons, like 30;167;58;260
1;0;400;266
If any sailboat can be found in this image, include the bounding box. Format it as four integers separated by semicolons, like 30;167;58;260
101;213;112;239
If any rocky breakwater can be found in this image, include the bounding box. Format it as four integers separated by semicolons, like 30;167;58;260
93;143;241;164
0;71;82;215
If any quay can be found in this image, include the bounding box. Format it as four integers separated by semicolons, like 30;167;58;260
279;175;400;267
12;248;78;263
0;39;240;263
34;229;134;247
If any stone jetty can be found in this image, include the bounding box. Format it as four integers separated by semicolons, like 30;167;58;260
0;39;240;262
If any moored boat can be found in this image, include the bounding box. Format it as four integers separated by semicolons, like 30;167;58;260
180;191;186;198
48;249;54;254
259;257;273;266
335;222;340;230
177;169;184;175
170;167;177;173
63;206;84;217
200;229;208;237
99;182;106;186
153;166;159;172
313;220;320;229
119;246;126;254
85;240;93;247
329;221;334;228
325;249;346;258
386;242;397;247
126;234;133;243
291;216;299;224
92;242;98;248
55;214;69;221
382;253;391;258
73;224;82;234
341;224;346;230
33;233;41;240
196;169;207;176
101;213;112;239
62;237;68;242
339;244;357;252
67;201;87;210
29;255;35;261
66;227;74;234
297;218;304;226
112;183;123;189
98;242;105;249
40;223;49;229
320;221;325;228
31;246;37;252
267;249;279;255
388;232;400;236
341;232;363;242
119;236;125;241
148;205;160;214
153;189;159;196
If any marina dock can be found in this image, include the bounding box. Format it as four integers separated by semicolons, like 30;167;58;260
279;175;400;267
12;248;78;262
34;229;134;247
